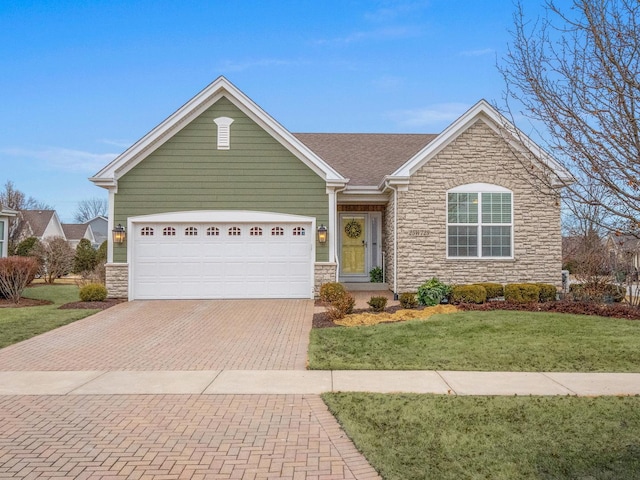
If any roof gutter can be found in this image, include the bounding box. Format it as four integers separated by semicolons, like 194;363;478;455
381;176;410;298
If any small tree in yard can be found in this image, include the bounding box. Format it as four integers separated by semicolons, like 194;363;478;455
0;257;40;303
34;237;75;284
73;238;98;274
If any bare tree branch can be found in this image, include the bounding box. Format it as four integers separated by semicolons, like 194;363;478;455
499;0;640;234
73;197;108;223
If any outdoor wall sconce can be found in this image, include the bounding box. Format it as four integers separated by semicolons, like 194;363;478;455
317;224;328;244
112;224;126;244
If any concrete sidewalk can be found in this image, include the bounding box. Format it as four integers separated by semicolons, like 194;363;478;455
1;370;639;396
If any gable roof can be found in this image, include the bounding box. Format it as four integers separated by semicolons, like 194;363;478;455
62;224;91;241
18;210;58;238
90;76;347;189
388;100;574;187
293;133;437;186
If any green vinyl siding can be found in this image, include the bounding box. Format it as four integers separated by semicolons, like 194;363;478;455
113;96;329;262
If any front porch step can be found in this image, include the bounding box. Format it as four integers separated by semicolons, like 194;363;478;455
342;282;390;291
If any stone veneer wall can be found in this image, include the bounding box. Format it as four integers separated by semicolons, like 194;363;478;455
395;120;562;293
314;262;337;296
105;263;129;299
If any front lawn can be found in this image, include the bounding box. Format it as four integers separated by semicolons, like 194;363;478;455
323;393;640;480
0;285;100;348
309;310;640;371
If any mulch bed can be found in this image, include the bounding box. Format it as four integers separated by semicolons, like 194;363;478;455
313;300;640;328
0;298;52;308
58;299;126;310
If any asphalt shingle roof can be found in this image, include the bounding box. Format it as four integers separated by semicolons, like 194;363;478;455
293;133;438;186
18;210;56;238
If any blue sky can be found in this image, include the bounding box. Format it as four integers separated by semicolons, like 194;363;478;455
0;0;552;222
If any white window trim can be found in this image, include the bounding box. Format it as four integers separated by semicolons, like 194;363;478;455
446;183;514;260
214;116;234;150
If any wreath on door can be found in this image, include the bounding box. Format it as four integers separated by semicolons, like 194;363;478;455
345;219;362;239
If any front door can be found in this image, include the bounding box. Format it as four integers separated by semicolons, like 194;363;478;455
339;212;383;282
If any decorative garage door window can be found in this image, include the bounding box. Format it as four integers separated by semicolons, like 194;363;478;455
271;226;284;236
163;227;176;236
250;226;263;236
206;226;220;236
292;226;305;236
141;227;154;236
228;227;241;236
185;227;198;236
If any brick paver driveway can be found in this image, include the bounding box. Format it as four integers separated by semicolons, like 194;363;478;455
0;299;313;370
0;300;380;479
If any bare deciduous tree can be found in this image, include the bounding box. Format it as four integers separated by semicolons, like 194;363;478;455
500;0;640;233
73;197;108;223
0;181;53;248
33;237;75;284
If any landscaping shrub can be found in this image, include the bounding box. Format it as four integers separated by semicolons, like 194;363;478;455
319;282;346;304
537;283;558;302
97;240;108;263
79;283;108;302
33;237;75;284
73;238;98;274
367;296;388;312
0;256;40;303
450;284;487;304
399;292;418;309
326;292;356;320
417;277;451;306
570;283;625;303
505;283;541;303
369;266;383;283
473;282;503;299
15;237;40;257
459;300;640;320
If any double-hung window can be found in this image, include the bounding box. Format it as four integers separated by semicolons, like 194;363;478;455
447;184;513;258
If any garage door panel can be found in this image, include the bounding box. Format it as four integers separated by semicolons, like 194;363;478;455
132;217;313;299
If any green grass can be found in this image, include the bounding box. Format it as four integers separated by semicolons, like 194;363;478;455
0;285;99;348
309;310;640;371
323;393;640;480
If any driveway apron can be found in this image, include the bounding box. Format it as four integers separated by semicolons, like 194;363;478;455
0;300;381;479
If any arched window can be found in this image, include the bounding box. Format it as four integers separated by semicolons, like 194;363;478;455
185;227;198;236
140;227;154;236
228;227;241;236
250;226;263;236
292;226;305;236
206;226;220;236
163;227;176;236
271;226;284;236
447;183;513;258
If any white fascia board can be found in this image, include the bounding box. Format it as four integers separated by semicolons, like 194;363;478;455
129;210;316;224
390;99;574;185
90;76;347;188
0;208;18;217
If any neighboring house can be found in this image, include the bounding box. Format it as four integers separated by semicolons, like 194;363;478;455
0;207;18;257
62;224;96;249
15;210;66;242
606;234;640;275
91;76;572;300
85;215;108;246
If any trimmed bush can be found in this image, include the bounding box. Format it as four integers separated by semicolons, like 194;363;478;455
327;292;356;320
0;256;40;303
73;238;98;274
319;282;346;304
79;283;108;302
473;283;503;299
367;296;388;312
15;237;40;257
399;292;418;309
570;283;625;303
369;266;383;283
537;283;558;302
505;283;541;303
450;285;487;304
417;277;451;306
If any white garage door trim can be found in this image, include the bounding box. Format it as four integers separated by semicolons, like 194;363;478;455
127;210;316;300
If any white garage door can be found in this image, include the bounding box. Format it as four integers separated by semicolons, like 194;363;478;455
129;211;314;300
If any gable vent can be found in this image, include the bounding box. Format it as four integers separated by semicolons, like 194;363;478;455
214;116;234;150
